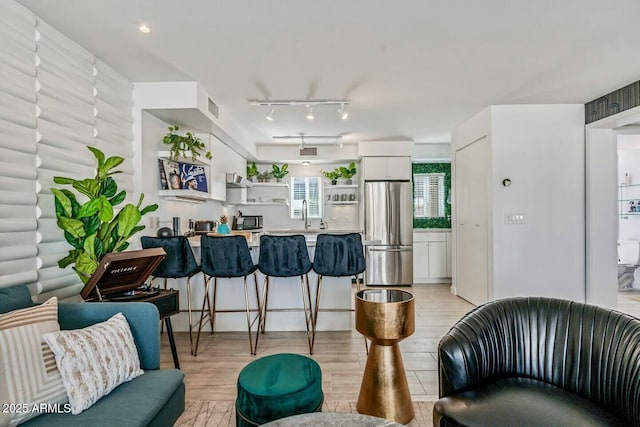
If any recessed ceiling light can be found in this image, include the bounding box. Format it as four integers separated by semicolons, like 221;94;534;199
138;23;151;34
302;161;310;166
306;105;314;120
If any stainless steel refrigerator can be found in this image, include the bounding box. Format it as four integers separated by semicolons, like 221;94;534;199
364;180;413;286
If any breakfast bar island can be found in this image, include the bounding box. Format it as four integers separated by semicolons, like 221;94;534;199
153;230;364;334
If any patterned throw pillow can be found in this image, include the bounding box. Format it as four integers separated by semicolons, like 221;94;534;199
43;312;143;415
0;297;68;427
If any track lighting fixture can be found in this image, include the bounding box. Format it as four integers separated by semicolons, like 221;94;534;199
265;108;275;121
249;98;351;122
338;103;349;120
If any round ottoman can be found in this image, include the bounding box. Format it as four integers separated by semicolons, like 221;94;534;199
236;353;324;426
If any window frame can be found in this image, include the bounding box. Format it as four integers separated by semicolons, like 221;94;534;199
412;162;451;229
290;176;323;219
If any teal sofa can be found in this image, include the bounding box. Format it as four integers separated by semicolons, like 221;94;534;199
0;285;185;427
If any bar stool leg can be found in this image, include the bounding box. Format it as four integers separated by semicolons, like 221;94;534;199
243;275;260;356
260;277;270;334
211;277;218;334
194;275;213;356
300;274;313;354
252;272;261;354
355;276;369;355
186;276;194;355
310;275;323;354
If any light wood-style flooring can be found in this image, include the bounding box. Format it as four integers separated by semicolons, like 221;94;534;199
160;284;640;426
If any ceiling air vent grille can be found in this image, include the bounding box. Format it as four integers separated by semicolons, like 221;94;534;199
208;98;219;118
299;147;318;156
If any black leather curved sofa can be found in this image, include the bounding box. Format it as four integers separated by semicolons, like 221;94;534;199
434;297;640;427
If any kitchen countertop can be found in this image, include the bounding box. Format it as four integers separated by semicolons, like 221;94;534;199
262;228;363;235
413;228;451;232
188;229;365;247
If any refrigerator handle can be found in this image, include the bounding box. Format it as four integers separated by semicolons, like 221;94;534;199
368;247;412;252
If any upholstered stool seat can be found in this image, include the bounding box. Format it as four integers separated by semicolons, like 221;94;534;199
236;353;323;426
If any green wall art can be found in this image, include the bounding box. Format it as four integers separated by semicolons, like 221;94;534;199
412;162;451;229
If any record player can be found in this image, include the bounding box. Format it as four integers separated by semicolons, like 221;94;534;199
80;248;166;302
79;247;181;369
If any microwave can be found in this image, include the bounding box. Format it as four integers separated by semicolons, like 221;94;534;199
234;215;262;230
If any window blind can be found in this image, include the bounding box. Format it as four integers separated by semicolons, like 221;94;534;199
290;177;322;219
414;173;445;218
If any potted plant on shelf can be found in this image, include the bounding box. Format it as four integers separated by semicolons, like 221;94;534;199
322;169;341;185
339;161;357;185
51;146;158;283
271;163;289;182
259;171;273;183
163;124;212;162
247;162;259;182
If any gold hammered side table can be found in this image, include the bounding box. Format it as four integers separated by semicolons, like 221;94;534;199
355;289;415;424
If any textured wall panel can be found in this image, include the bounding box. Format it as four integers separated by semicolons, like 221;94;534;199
0;1;37;290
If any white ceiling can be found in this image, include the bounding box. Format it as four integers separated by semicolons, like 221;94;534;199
17;0;640;147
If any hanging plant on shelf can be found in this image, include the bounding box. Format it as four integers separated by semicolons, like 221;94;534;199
162;125;212;162
271;163;289;182
51;146;158;284
339;161;357;184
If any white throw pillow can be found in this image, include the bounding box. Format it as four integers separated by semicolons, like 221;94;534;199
0;297;68;427
43;312;143;415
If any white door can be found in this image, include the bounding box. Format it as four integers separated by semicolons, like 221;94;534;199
455;137;489;305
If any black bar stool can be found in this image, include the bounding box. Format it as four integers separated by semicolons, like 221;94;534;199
140;236;209;356
258;234;314;353
199;235;261;355
311;233;366;354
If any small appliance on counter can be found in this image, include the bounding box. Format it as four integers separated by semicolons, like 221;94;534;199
233;214;262;231
193;220;218;235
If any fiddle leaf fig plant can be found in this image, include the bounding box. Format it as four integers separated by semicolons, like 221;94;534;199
163;124;212;162
52;146;158;283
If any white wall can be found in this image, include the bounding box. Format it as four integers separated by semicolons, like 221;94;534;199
491;105;585;301
452;104;586;303
413;142;451;161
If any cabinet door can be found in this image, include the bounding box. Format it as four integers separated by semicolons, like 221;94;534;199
363;157;389;180
412;241;430;282
386;157;412;180
428;241;448;278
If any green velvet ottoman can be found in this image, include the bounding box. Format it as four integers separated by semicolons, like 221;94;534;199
236;353;324;426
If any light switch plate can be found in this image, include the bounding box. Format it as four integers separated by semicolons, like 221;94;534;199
505;213;525;224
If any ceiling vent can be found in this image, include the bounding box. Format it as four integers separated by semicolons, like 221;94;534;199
299;146;318;156
208;97;219;118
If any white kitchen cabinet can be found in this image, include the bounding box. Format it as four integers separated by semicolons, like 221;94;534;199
413;231;451;283
362;156;411;180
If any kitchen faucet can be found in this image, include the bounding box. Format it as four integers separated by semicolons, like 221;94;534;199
302;199;311;229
